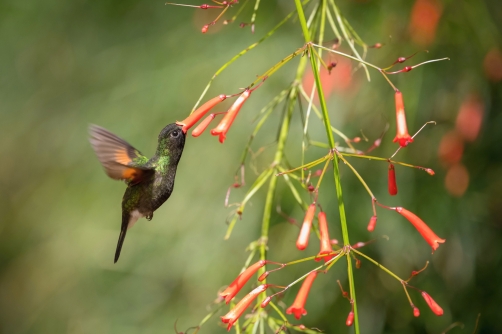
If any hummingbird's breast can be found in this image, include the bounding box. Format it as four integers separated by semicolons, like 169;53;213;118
150;163;178;212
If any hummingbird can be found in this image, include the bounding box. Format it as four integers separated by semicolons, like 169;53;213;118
89;123;186;263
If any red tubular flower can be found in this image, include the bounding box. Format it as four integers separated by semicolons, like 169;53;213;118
393;91;414;147
296;204;316;250
211;89;251;143
396;207;445;252
219;260;266;304
286;271;317;319
421;291;443;316
388;163;398;195
176;94;226;133
191;113;215;137
221;284;268;331
346;311;354;326
315;212;334;262
367;215;377;232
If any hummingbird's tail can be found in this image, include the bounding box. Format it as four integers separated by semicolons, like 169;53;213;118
114;212;131;263
115;210;142;263
114;227;127;263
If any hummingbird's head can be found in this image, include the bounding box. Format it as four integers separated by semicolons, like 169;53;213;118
157;123;186;162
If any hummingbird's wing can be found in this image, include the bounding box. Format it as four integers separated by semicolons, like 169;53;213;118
89;125;154;185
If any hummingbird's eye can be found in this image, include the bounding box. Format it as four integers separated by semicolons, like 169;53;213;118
171;130;179;138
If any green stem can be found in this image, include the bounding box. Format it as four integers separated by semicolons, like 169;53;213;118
294;0;311;42
295;0;360;331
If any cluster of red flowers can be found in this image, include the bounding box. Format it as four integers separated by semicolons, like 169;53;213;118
176;89;252;143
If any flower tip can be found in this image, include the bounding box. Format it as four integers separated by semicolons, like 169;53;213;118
413;306;420;317
201;24;209;33
425;168;435;176
367;215;377;232
393;135;414;147
296;242;307;251
286;306;307;320
346;311;354;326
220;316;233;331
431;237;446;253
219;133;226;143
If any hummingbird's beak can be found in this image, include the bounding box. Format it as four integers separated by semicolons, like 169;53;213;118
175;121;188;134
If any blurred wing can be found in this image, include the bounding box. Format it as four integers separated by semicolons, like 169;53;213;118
89;125;153;184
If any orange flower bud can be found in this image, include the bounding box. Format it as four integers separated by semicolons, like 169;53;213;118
191;113;215;137
421;291;443;316
346;311;354;326
388;163;398;195
396;207;445;252
393;91;414;147
315;212;334;262
286;271;317;319
221;284;269;331
219;260;266;304
296;204;316;250
367;215;377;232
177;94;226;133
211;89;251;143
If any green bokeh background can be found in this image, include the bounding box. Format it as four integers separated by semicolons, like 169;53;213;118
1;0;501;333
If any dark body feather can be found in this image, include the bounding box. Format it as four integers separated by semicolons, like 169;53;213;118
89;123;185;262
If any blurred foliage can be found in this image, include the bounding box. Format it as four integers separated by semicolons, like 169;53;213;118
0;0;501;333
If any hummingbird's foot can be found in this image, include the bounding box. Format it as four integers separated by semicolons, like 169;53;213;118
146;213;153;221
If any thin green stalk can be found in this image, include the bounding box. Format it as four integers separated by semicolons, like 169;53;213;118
341;152;434;172
352;248;403;282
250;0;261;27
312;53;360;332
334;149;375;198
294;0;311;42
269;302;287;322
295;0;360;331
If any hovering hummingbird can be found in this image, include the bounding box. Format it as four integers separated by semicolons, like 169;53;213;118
89;123;186;263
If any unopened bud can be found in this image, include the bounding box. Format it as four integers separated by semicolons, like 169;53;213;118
258;272;269;281
201;24;209;33
367;215;377;232
346;311;354;326
353;242;365;249
260;296;271;308
413;306;420;317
